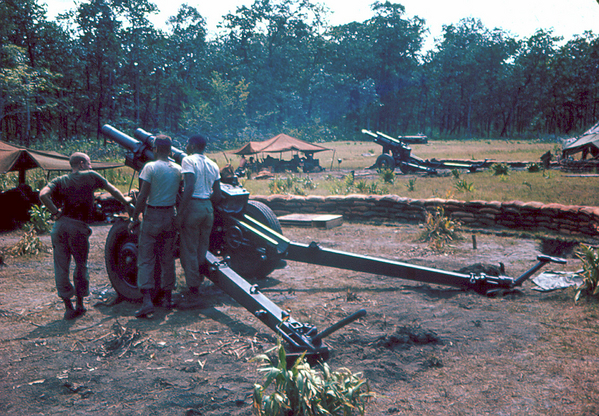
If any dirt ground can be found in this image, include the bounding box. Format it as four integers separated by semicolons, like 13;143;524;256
1;220;599;416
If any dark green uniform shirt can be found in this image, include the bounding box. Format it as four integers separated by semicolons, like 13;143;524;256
48;171;108;223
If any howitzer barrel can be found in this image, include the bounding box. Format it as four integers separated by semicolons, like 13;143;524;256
101;124;155;171
134;128;187;165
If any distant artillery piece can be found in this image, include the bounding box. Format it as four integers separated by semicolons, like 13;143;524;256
362;130;486;174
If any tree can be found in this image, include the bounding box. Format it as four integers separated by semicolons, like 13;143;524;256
427;18;516;137
221;0;327;131
323;2;426;134
0;0;61;145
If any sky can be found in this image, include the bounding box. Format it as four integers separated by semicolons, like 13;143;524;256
45;0;599;49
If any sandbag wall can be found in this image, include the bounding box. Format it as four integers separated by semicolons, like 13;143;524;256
251;194;599;237
560;159;599;173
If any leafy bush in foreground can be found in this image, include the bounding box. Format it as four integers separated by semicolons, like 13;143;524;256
252;340;374;415
575;244;599;303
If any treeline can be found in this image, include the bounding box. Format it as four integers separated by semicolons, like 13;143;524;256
2;0;599;149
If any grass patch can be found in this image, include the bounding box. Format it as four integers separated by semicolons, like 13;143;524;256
239;169;599;206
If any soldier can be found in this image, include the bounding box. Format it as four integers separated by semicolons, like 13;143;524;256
40;152;134;320
175;134;222;309
129;135;182;318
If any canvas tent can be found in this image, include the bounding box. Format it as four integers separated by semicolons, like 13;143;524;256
0;140;122;184
562;121;599;159
232;133;330;155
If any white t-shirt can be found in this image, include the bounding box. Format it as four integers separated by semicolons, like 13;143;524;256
181;154;220;199
139;160;182;206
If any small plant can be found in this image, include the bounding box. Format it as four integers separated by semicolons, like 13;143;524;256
285;176;295;192
344;171;355;188
301;176;317;190
252;339;375;415
27;204;52;234
10;228;48;256
328;180;345;195
268;178;285;194
355;180;369;193
491;163;510;176
527;162;541;172
378;168;395;184
406;178;417;192
420;208;461;252
293;186;306;196
451;168;461;179
574;244;599;303
453;179;474;193
268;176;294;194
367;182;383;195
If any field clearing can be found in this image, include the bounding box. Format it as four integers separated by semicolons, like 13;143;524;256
208;140;599;207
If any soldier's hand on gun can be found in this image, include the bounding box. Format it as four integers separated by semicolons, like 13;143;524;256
128;216;139;233
125;202;135;217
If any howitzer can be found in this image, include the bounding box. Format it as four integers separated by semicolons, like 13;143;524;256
362;129;487;174
101;125;565;361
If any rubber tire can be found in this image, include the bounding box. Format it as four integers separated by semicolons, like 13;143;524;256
105;220;142;300
376;154;395;171
227;200;283;279
245;200;282;234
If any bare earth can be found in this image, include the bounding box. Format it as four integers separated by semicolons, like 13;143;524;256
1;221;598;415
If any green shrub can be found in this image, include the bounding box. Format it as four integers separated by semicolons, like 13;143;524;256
27;204;52;234
527;162;541;172
406;178;417;192
378;168;395;184
268;177;288;194
491;163;510;176
420;208;461;252
367;182;384;195
344;171;355;188
575;244;599;303
301;176;317;190
293;186;306;196
355;180;369;193
327;180;345;195
252;340;375;415
453;179;474;193
451;168;461;179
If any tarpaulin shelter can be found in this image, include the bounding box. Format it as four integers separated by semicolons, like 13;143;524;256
562;121;599;159
0;140;123;184
232;134;330;155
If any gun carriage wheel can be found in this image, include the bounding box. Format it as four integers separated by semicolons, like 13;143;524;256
223;200;284;279
376;154;395;171
105;220;142;300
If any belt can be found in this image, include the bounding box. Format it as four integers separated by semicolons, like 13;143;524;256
146;205;174;210
191;197;210;200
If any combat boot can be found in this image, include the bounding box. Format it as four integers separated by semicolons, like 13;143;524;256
75;296;86;316
62;297;78;320
176;286;204;310
134;289;155;318
161;290;174;309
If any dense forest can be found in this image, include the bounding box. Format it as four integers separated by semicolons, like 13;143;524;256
2;0;599;149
